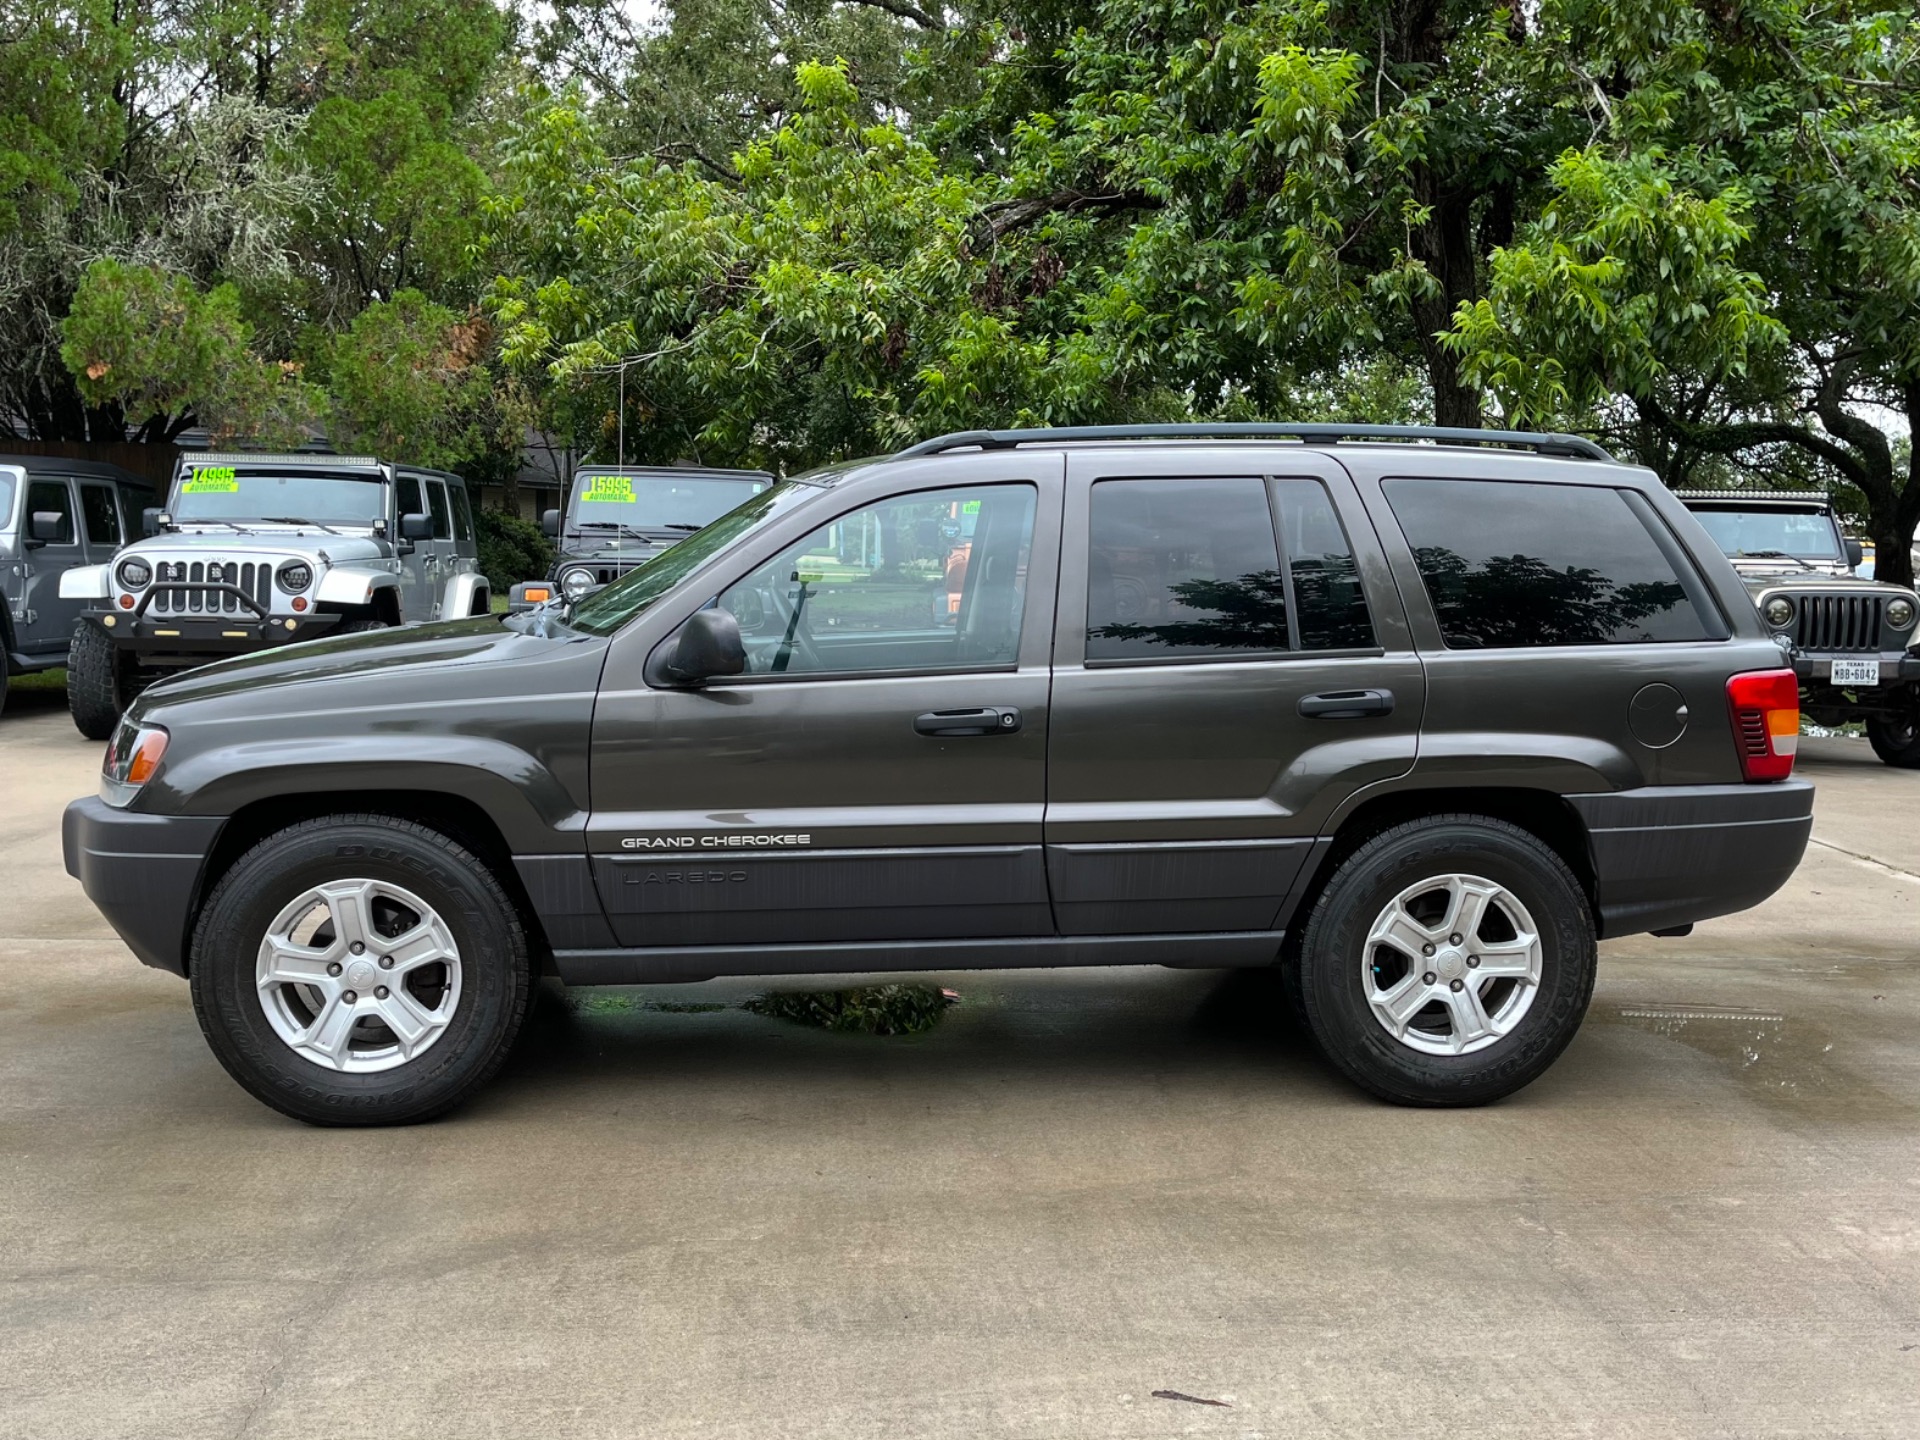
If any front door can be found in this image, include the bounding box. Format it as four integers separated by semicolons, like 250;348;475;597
587;467;1063;950
1044;449;1425;935
18;477;84;656
394;472;435;621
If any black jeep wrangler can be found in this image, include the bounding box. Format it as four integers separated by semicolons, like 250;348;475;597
508;464;771;611
65;425;1814;1125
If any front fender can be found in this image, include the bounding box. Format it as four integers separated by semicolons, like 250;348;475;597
58;563;111;601
315;566;398;608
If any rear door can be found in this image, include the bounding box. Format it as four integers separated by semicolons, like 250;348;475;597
586;462;1064;950
422;478;457;617
1044;448;1424;935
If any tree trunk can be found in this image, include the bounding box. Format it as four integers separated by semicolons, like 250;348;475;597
1409;186;1484;429
1870;403;1919;592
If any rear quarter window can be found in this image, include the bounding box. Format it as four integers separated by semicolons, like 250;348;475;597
1385;479;1715;647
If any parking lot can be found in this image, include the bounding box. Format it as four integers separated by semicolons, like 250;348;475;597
2;687;1917;1439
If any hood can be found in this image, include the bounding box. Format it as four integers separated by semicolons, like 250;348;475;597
558;541;667;566
1737;571;1912;601
124;529;391;565
129;616;608;724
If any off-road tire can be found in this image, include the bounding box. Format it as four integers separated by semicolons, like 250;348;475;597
189;815;531;1126
338;618;390;634
1865;709;1920;768
1295;815;1597;1107
67;619;131;740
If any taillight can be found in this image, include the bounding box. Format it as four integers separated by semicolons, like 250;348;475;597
1726;670;1798;782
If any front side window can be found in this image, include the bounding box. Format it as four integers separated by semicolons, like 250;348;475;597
397;474;424;521
171;467;385;526
1385;479;1711;647
26;480;75;545
717;484;1037;676
81;484;121;547
1086;478;1288;662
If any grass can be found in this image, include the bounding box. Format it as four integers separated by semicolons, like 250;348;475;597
9;666;67;693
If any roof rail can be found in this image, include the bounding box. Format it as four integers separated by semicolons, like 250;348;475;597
896;423;1613;462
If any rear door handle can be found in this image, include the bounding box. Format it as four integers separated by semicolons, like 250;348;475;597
914;707;1022;737
1298;689;1394;719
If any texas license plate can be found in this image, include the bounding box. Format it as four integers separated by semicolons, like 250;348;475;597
1831;658;1880;686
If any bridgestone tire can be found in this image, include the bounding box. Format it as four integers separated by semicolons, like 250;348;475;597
1295;815;1597;1107
67;619;130;740
1865;710;1920;768
189;816;531;1126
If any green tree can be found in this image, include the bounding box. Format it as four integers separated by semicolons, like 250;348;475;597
322;289;503;468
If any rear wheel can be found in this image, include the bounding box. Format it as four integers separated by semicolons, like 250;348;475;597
1865;707;1920;768
1295;815;1596;1107
67;619;131;740
189;815;531;1125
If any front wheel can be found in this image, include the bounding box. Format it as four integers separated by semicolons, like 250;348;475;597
1865;708;1920;768
189;815;531;1125
1294;815;1597;1107
67;619;131;740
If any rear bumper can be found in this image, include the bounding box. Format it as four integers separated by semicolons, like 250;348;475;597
83;607;340;662
1568;780;1814;938
62;796;221;975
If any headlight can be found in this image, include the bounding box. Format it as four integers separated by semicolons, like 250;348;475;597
1763;596;1795;627
276;561;313;592
561;567;595;597
116;558;151;590
100;721;168;808
1888;597;1916;631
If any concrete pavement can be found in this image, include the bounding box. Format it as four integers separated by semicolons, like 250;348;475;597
2;690;1916;1438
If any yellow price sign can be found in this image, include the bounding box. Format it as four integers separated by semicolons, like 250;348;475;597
183;466;239;494
580;474;635;503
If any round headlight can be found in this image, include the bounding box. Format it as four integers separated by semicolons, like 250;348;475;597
276;561;313;593
561;567;595;597
1888;597;1916;631
1763;596;1795;627
116;558;151;590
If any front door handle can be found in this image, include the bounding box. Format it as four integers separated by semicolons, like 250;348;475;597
914;707;1022;737
1298;688;1395;719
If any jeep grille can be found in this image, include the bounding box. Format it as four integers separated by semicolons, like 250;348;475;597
1792;594;1884;652
152;560;274;615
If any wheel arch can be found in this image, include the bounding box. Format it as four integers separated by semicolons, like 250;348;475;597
1286;786;1598;933
186;791;556;978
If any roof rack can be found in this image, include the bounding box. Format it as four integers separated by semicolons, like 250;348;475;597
183;452;381;467
896;423;1613;462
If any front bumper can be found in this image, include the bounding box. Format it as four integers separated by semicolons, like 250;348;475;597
62;797;222;975
85;607;341;661
1568;780;1814;938
1790;652;1920;684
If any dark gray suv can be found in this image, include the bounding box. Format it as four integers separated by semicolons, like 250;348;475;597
63;425;1814;1124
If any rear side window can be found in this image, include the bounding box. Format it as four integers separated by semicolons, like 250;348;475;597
1385;479;1712;647
426;481;453;540
1086;478;1288;661
81;483;121;546
449;483;474;544
1274;479;1376;650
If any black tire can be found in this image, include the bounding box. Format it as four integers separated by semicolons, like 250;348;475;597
339;618;390;634
1295;815;1596;1107
189;815;532;1126
1865;708;1920;768
67;619;130;740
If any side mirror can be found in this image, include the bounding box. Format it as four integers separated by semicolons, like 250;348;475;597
142;507;164;537
1844;538;1864;569
27;511;67;546
400;512;434;541
664;607;746;685
541;508;561;538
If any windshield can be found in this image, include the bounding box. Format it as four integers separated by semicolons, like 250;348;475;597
565;482;814;636
170;465;386;526
1690;506;1841;561
568;472;769;532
